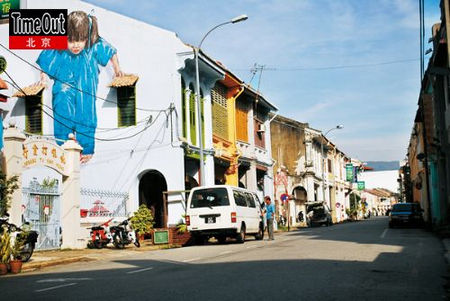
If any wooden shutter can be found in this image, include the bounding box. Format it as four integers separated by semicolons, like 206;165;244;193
25;94;42;134
254;118;265;149
236;101;248;142
118;86;136;127
211;83;229;140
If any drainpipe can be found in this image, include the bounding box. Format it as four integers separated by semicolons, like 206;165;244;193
419;93;433;227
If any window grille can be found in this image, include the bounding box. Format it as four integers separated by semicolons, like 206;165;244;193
212;83;229;139
117;86;136;127
25;93;43;134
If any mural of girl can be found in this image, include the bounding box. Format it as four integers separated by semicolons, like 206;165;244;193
36;11;123;162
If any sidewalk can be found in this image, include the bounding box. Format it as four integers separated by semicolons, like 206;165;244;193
21;241;177;273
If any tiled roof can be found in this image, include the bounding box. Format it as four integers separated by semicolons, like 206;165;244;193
12;84;45;97
108;74;139;87
0;78;8;90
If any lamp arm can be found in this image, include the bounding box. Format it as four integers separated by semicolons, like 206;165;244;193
198;21;232;49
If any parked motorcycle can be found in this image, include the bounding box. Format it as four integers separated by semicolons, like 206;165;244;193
86;218;113;249
0;214;39;262
109;218;140;249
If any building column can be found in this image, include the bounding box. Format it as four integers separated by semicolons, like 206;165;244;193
61;138;83;249
3;125;26;226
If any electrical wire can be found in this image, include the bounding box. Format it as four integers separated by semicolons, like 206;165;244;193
3;68;171;141
0;42;167;112
233;58;419;72
3;78;154;132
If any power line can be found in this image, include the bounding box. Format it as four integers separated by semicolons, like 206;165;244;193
0;42;167;112
234;58;419;72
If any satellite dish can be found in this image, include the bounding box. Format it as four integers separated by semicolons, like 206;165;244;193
0;56;6;74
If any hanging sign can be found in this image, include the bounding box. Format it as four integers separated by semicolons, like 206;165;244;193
357;181;365;190
346;164;353;181
0;0;20;20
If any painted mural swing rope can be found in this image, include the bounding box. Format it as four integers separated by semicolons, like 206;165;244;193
0;43;165;112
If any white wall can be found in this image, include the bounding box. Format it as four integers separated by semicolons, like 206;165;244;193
358;170;399;192
2;0;192;225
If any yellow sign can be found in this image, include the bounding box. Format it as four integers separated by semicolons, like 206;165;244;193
22;139;68;176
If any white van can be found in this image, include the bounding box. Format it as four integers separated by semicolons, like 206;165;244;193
186;185;264;244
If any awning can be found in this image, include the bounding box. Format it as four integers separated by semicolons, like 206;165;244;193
108;74;139;87
12;84;45;97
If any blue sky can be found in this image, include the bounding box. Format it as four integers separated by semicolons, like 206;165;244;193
86;0;440;162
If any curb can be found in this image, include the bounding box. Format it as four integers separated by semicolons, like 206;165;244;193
443;238;450;264
22;256;94;273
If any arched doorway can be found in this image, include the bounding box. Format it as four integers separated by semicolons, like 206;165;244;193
292;186;307;224
139;170;168;229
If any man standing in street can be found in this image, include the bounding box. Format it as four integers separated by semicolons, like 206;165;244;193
264;196;275;240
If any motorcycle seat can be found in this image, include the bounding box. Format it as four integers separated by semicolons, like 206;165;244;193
90;226;105;231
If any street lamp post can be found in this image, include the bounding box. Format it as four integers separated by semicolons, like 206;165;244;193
320;125;343;211
194;15;248;186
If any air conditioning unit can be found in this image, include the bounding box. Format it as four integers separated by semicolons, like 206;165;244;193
257;124;266;132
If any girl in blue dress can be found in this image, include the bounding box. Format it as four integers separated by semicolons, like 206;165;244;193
37;11;123;161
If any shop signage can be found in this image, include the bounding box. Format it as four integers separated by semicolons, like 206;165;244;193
1;0;19;20
357;181;365;190
22;140;68;176
346;164;353;181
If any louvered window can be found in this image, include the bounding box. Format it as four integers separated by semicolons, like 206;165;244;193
181;79;187;138
117;86;136;127
236;101;248;142
189;88;196;145
211;83;229;140
25;93;42;134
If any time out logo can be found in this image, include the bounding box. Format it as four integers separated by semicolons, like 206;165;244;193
9;9;67;50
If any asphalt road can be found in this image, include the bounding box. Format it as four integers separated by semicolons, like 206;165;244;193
0;217;446;301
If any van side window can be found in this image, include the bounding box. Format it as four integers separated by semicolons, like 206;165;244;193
245;193;256;208
233;190;248;207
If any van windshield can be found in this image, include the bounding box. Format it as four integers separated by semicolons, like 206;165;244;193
190;188;230;208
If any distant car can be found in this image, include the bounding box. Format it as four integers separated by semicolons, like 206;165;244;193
388;203;424;228
306;202;332;227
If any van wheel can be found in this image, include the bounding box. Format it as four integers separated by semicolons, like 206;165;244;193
236;225;246;243
194;235;207;245
217;235;227;244
255;225;264;240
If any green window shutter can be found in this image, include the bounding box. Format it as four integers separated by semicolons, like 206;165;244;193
117;86;136;127
25;93;42;134
181;86;187;138
201;97;205;144
211;83;229;140
189;92;196;145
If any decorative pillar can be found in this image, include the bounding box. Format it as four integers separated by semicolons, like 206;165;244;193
61;137;83;249
3;125;26;226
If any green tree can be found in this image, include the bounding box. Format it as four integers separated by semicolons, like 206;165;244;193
0;172;19;217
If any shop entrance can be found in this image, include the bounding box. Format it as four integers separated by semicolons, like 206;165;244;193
138;170;168;228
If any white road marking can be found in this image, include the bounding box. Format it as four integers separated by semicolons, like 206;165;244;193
380;228;388;239
126;267;153;274
37;278;92;283
182;257;201;262
219;251;232;255
36;282;77;292
246;245;257;249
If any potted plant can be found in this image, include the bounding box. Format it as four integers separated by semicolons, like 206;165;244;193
130;204;154;242
9;235;24;274
0;229;12;275
170;215;192;246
